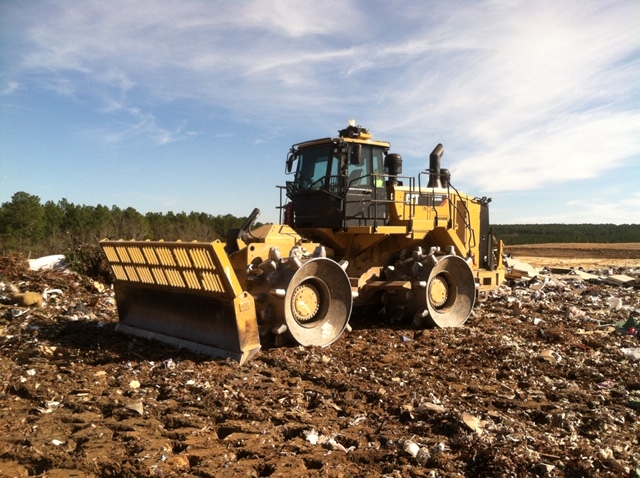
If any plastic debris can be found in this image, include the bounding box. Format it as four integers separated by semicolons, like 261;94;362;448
304;428;319;445
621;348;640;361
28;255;66;271
618;316;639;335
325;437;354;453
402;439;430;464
606;297;623;310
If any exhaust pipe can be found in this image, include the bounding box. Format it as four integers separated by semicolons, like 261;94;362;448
428;143;444;188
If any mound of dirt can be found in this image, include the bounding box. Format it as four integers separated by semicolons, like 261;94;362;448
1;249;639;477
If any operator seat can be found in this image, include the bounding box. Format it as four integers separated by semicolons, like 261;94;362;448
348;169;365;187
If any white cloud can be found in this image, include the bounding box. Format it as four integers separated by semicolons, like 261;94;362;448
1;81;19;95
453;111;640;192
505;191;640;225
565;192;640;224
84;107;188;146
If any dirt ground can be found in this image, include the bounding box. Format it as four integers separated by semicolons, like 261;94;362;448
505;243;640;269
1;244;639;477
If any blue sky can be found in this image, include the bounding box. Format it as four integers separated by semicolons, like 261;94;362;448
1;1;638;225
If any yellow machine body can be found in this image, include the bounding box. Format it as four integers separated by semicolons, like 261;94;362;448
101;123;505;363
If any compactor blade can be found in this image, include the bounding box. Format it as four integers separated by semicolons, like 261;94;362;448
100;240;261;364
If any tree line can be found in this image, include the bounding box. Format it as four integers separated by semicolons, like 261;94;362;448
0;191;637;257
0;192;259;257
492;223;639;245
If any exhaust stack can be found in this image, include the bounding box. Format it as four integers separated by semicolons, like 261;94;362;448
428;143;444;188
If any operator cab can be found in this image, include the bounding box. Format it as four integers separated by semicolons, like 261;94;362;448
285;122;389;229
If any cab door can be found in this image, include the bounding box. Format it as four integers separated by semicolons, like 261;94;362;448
344;145;388;227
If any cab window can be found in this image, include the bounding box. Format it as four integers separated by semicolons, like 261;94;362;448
372;147;385;187
295;145;331;190
347;146;371;188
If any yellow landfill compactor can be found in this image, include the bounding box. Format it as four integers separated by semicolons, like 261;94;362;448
101;123;505;364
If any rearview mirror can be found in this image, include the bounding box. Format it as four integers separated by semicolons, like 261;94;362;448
286;151;296;173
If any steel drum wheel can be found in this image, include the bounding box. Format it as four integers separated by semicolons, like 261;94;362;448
422;255;475;328
283;258;352;347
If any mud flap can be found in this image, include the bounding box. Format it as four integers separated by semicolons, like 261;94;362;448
101;240;261;364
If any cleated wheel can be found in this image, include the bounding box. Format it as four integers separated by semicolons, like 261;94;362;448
421;255;476;327
383;250;476;328
284;258;352;347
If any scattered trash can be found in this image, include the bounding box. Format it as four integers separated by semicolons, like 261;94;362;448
304;428;318;445
460;412;484;435
533;463;556;476
125;400;144;416
162;358;176;369
0;250;638;474
567;306;586;319
433;442;446;454
606;297;623;310
91;280;106;293
28;255;66;271
621;348;640;361
38;400;61;414
13;292;44;307
402;439;430;464
539;349;562;364
42;288;64;301
416;402;447;414
504;257;539;280
349;416;367;426
325;437;354;453
617;316;640;336
605;274;635;287
303;429;354;453
528;277;548;290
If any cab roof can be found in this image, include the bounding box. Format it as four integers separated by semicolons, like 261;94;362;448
293;124;391;150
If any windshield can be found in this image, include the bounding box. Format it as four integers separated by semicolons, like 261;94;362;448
294;145;335;191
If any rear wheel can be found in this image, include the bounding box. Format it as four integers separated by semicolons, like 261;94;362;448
383;250;476;328
419;255;475;327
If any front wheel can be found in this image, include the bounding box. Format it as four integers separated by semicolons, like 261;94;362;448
284;257;353;346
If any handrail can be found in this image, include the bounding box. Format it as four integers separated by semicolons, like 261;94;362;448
279;171;475;247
